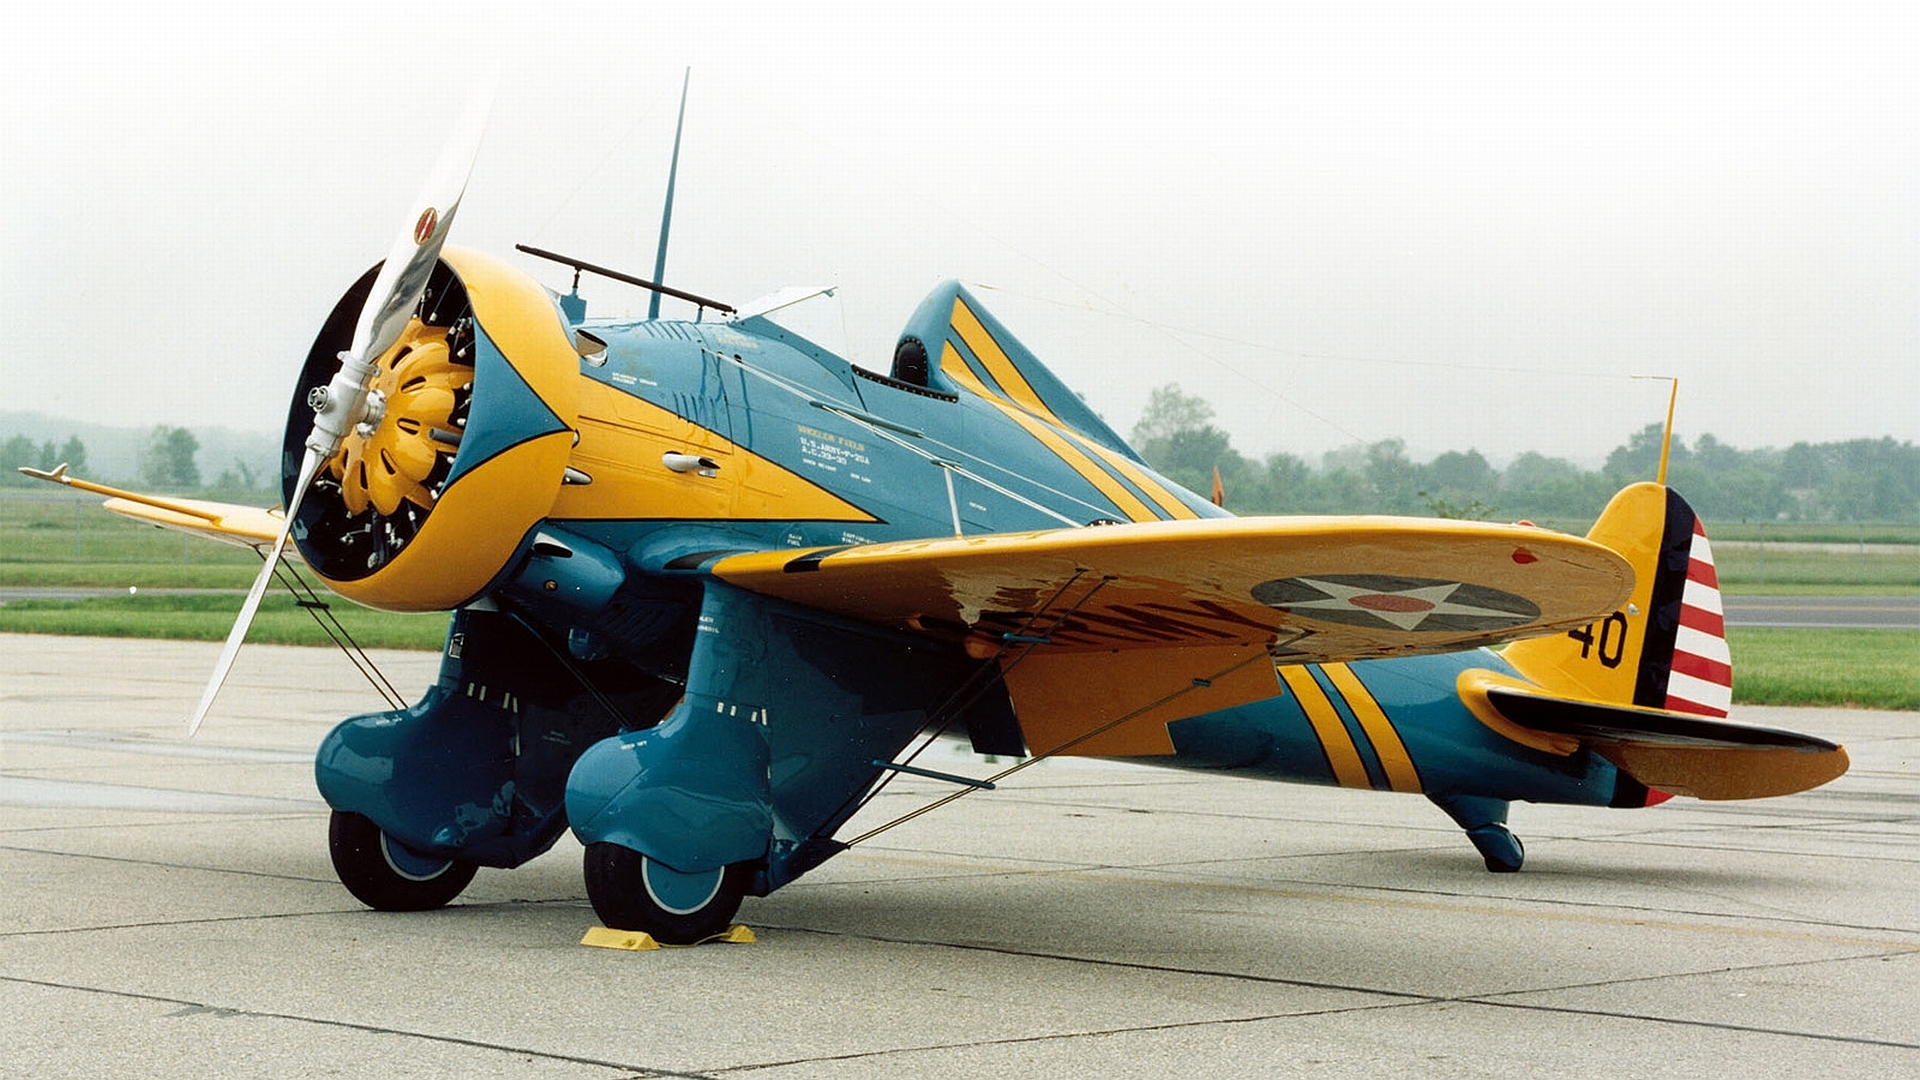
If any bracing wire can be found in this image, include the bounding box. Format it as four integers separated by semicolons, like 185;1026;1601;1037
266;553;408;710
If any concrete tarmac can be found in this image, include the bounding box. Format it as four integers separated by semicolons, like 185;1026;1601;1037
2;633;1915;1079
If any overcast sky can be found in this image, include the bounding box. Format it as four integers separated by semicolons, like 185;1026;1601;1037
4;1;1914;469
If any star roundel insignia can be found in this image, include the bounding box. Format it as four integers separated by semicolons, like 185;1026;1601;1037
1250;574;1540;633
414;207;439;245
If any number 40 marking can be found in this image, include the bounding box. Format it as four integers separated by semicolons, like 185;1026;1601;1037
1567;611;1629;668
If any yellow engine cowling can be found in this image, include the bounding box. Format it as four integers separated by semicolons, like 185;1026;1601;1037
284;247;580;612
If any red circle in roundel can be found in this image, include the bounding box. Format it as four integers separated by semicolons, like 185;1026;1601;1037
414;207;439;245
1350;593;1436;613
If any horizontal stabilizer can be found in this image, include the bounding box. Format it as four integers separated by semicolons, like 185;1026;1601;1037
1468;677;1848;800
1484;687;1839;753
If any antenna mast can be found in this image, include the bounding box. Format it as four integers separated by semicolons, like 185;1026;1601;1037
1633;374;1681;486
649;68;690;320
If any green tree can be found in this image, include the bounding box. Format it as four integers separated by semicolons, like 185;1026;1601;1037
58;435;87;475
1422;449;1500;518
0;434;35;485
210;457;275;499
1667;434;1789;522
140;426;201;490
1808;438;1920;522
1363;439;1424;514
1260;451;1319;512
1500;451;1611;523
1131;383;1216;447
1130;383;1254;506
1605;422;1688;485
1780;441;1823;491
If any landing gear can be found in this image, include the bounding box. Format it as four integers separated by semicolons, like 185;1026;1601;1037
328;810;478;911
1427;792;1526;873
583;842;750;945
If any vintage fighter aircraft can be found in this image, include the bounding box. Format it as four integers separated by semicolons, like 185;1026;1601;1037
27;102;1848;944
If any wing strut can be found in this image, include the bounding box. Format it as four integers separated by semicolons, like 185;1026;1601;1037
843;647;1277;846
829;571;1279;846
835;570;1108;820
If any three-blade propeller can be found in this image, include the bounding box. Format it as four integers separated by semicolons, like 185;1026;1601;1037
188;95;492;736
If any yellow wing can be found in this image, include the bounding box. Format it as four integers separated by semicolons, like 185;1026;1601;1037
713;516;1634;756
19;465;283;549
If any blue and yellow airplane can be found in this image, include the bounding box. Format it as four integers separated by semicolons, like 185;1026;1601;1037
26;103;1847;945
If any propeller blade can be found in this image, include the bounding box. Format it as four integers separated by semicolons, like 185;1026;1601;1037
187;446;324;736
189;84;495;735
303;86;495;471
348;90;494;367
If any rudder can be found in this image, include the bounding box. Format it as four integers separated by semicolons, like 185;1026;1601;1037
1502;482;1732;717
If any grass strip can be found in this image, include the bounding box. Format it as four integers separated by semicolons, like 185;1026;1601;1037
0;562;263;588
0;592;447;650
1728;628;1920;711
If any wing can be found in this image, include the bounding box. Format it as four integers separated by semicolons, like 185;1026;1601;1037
713;516;1634;755
20;465;282;549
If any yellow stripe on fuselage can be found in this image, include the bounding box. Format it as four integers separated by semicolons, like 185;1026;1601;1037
949;299;1200;521
1321;663;1422;793
1075;434;1202;521
938;342;1160;523
950;298;1054;421
1278;666;1371;789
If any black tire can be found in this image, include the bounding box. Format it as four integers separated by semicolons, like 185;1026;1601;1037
328;810;478;911
583;842;749;945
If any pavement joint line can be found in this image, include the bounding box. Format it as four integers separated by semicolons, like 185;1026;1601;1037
0;907;375;940
0;893;604;940
1114;866;1920;940
0;812;324;837
1469;948;1920;1006
0;974;704;1078
0;842;339;886
1463;997;1920;1051
707;999;1433;1074
1571;834;1920;866
750;926;1920;1057
827;855;1920;948
755;922;1444;1001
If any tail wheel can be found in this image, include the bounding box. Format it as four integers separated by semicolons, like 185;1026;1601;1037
583;842;749;945
328;810;478;911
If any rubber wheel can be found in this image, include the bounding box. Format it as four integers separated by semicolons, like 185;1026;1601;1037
328;810;478;911
583;842;749;945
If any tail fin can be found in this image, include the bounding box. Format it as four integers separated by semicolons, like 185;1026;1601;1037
1503;482;1731;715
1465;482;1846;801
